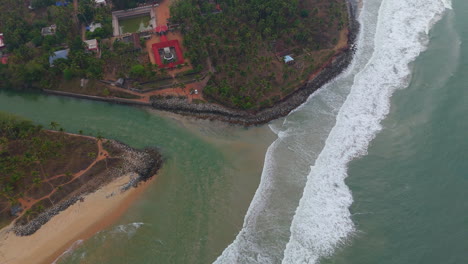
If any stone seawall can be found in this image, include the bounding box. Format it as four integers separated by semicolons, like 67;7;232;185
12;140;163;236
43;0;359;126
150;0;359;126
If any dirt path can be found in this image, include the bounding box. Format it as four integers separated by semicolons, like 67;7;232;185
16;137;109;220
106;73;206;103
156;0;171;26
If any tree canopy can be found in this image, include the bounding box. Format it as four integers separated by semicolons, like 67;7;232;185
171;0;348;109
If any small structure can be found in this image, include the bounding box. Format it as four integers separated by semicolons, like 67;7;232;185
284;55;295;65
84;39;99;52
0;33;5;49
10;205;23;217
86;22;102;32
163;47;174;61
111;6;156;36
1;55;8;65
41;25;57;36
55;1;69;6
115;78;124;87
215;4;222;13
49;49;69;66
95;0;106;6
155;25;168;34
152;35;185;69
132;33;142;50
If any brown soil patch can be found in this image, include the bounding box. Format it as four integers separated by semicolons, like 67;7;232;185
0;128;128;229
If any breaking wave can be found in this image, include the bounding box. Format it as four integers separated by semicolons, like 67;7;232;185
282;0;451;263
215;0;451;263
52;239;84;264
111;222;145;238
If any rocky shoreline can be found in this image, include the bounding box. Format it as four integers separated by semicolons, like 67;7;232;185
12;140;163;236
43;1;359;126
150;1;359;126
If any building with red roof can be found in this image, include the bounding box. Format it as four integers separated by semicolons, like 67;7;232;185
84;39;99;52
155;25;168;34
1;56;8;65
152;37;185;69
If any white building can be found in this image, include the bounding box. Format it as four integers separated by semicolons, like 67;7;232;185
87;22;102;33
284;55;294;64
95;0;106;6
41;25;57;36
84;39;99;52
0;33;5;49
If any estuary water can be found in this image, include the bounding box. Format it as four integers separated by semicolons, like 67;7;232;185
0;0;467;262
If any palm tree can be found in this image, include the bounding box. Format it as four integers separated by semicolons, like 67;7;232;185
49;121;59;130
32;177;42;187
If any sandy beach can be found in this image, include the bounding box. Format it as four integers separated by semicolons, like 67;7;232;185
0;173;155;264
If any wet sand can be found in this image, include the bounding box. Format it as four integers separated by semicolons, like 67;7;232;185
0;174;156;264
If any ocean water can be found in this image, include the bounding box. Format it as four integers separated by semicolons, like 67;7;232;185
0;0;466;262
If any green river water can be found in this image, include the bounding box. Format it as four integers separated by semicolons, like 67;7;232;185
0;0;466;263
0;92;275;263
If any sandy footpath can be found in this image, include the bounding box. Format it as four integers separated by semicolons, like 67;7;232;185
0;174;155;264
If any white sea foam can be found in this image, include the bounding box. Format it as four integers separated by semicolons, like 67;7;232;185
214;0;450;263
215;1;377;263
281;0;450;263
112;222;145;237
52;239;84;264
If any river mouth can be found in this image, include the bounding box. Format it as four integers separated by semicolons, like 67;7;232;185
0;90;276;263
0;0;461;262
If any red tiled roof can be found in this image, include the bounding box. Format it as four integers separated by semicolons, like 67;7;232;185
155;25;168;33
152;40;185;68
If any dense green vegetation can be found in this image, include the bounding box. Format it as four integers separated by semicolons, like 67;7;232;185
0;112;108;226
0;113;61;200
0;0;162;91
171;0;348;109
0;0;103;89
0;0;348;111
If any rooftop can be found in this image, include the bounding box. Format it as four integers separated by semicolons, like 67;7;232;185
284;55;294;63
55;1;69;6
155;25;168;34
41;25;57;36
86;22;102;32
84;39;98;50
152;39;185;68
49;49;69;66
0;33;5;48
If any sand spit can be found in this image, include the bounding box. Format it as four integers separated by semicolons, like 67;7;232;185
0;174;154;264
0;140;163;264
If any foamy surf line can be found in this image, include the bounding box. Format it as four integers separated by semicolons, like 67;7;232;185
52;240;84;264
282;0;451;263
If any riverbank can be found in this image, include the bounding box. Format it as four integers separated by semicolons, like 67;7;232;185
6;137;162;236
42;0;359;126
0;173;157;264
0;119;163;264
